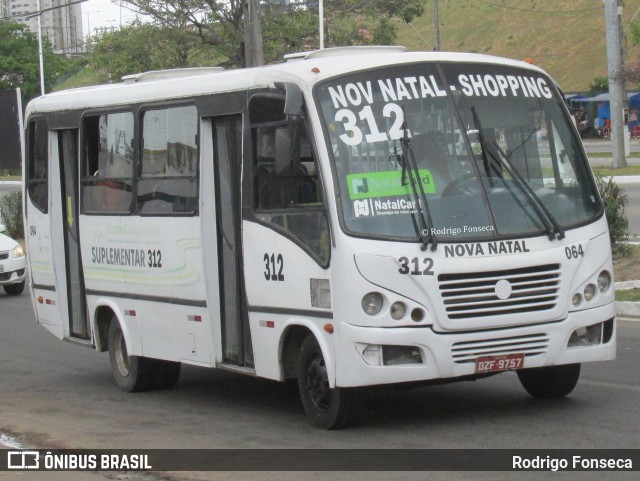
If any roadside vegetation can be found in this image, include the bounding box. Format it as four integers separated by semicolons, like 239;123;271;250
0;191;23;239
616;287;640;301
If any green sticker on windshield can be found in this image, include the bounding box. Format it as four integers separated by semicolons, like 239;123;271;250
347;170;436;200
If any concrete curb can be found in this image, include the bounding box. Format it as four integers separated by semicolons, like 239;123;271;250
616;301;640;319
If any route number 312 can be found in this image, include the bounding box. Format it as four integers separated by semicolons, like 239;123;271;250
264;253;285;281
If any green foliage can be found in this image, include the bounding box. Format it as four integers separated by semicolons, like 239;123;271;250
0;191;24;240
120;0;424;67
262;5;318;62
595;174;630;258
615;287;640;302
588;75;608;95
324;0;423;49
89;21;217;81
0;21;68;100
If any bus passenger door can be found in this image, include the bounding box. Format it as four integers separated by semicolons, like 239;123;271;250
25;121;65;339
56;129;89;340
203;116;253;368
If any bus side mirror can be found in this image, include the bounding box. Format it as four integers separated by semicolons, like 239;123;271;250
275;126;300;177
275;82;303;116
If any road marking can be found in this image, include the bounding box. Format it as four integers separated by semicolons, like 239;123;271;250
581;380;640;393
0;433;24;449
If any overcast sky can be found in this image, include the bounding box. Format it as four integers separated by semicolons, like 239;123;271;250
81;0;144;36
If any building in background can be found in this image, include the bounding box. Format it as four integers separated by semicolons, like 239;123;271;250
1;0;10;20
9;0;83;54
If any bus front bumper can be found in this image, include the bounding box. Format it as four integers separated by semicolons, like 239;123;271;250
335;303;616;388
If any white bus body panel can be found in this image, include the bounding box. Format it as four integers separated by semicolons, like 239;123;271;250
242;221;332;381
81;215;213;365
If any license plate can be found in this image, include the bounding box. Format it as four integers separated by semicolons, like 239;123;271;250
475;353;525;373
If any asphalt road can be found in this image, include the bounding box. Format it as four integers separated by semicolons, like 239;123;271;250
1;292;639;481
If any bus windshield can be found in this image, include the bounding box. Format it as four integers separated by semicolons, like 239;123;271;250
316;62;602;243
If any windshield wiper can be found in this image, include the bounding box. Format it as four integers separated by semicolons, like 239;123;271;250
399;111;437;251
471;107;565;241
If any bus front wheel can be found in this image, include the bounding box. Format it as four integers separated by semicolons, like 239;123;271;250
517;363;581;398
297;334;358;429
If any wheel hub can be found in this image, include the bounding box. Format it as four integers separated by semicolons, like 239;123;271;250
114;329;131;378
305;355;330;411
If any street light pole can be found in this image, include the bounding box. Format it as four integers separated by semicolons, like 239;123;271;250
36;0;45;95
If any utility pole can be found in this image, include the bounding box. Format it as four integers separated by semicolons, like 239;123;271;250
604;0;627;168
434;0;441;51
244;0;264;67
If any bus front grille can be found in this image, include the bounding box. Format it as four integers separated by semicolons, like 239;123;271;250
438;264;561;320
451;333;549;364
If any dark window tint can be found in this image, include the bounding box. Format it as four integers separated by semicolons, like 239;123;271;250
81;112;134;214
27;120;48;213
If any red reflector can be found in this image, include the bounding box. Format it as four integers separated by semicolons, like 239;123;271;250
45;299;52;305
260;320;275;328
125;310;136;317
188;315;203;322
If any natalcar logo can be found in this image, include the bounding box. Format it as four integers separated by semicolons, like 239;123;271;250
347;170;435;200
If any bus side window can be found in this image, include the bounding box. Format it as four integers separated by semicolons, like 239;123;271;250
27;120;48;213
138;106;198;215
81;112;134;214
249;94;329;264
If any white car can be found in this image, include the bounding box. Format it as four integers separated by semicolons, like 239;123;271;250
0;222;26;295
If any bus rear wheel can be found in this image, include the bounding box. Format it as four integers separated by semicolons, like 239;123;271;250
108;317;180;392
517;363;581;398
297;334;358;429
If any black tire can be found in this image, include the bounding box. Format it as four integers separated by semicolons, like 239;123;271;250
297;334;358;429
108;317;158;392
153;360;181;389
3;280;25;296
517;363;581;399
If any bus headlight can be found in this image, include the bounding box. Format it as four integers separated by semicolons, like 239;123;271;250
572;293;582;307
597;270;612;292
362;292;383;316
583;284;597;302
390;301;406;320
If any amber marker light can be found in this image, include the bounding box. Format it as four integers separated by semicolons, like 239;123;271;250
324;323;334;334
37;296;43;304
311;67;321;74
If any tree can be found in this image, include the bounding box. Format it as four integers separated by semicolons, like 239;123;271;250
323;0;424;47
0;21;67;99
588;75;608;95
623;22;640;85
89;21;220;82
120;0;424;67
